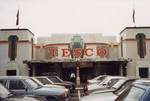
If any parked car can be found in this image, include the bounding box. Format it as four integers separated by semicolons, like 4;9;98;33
115;82;150;101
36;76;75;92
0;83;45;101
89;78;136;94
31;77;65;89
30;77;70;98
0;76;70;101
80;78;136;101
48;76;75;91
87;75;108;84
87;76;125;91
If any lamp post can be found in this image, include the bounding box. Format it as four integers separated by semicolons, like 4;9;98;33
70;36;84;86
76;59;80;86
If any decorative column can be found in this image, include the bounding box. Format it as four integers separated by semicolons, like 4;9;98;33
76;66;80;86
32;65;36;76
120;64;123;76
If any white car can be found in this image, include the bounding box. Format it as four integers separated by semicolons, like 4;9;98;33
90;78;136;94
87;76;125;91
87;75;107;84
31;77;65;89
80;78;136;101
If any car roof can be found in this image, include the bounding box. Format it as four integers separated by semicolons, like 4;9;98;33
35;76;48;78
0;76;29;80
133;82;150;90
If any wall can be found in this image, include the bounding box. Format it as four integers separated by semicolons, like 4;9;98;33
119;27;150;77
0;29;34;76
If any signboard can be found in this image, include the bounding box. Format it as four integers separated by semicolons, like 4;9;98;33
48;46;108;58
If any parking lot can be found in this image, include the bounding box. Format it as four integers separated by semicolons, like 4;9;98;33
70;88;85;101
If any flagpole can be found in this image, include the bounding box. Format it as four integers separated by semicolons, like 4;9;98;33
16;5;20;29
132;0;136;27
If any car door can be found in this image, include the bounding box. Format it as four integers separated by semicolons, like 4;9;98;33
8;80;28;95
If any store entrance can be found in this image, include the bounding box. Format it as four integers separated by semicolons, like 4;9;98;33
80;67;94;83
61;67;94;83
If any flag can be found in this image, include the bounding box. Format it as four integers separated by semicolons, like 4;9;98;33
132;8;135;23
16;9;19;26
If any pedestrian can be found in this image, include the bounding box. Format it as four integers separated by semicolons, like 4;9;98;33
70;72;76;83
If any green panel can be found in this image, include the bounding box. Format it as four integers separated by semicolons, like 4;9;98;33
70;36;84;58
136;33;146;58
8;35;18;61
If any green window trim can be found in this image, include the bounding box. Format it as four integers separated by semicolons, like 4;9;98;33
8;35;18;61
136;33;146;58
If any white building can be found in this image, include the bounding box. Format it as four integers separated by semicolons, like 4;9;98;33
0;27;150;82
0;29;35;76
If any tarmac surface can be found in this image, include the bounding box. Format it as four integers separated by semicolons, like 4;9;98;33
70;87;85;101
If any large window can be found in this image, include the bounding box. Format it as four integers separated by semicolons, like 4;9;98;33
136;33;146;58
8;35;18;61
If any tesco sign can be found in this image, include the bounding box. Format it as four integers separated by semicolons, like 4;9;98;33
49;47;108;58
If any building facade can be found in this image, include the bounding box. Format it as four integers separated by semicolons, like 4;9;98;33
0;27;150;82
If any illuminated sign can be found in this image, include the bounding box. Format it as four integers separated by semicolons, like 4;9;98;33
49;47;108;58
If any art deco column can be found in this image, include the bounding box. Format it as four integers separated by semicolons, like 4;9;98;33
76;66;80;86
32;65;36;76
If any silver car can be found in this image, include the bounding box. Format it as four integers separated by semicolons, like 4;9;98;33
0;83;45;101
0;76;69;101
87;76;125;92
80;78;136;101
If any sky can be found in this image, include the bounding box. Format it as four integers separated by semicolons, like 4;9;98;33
0;0;150;37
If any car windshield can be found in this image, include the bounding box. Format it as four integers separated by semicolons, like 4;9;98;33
49;77;62;83
93;75;106;80
36;77;54;85
31;78;43;86
25;78;41;89
112;79;126;89
108;79;120;87
114;80;135;95
99;77;111;85
0;84;11;98
117;86;145;101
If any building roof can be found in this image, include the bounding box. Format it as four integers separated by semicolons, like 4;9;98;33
0;28;35;36
119;26;150;35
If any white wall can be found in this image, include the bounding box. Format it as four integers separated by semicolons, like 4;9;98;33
0;29;34;76
120;27;150;77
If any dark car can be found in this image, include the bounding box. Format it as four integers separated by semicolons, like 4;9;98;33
0;83;44;101
47;76;75;91
115;82;150;101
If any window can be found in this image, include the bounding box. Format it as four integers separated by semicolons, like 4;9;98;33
8;35;18;61
9;80;25;89
136;33;146;58
0;80;7;86
36;78;53;85
48;77;62;83
6;70;16;76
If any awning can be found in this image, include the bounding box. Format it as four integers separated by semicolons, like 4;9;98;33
23;58;130;64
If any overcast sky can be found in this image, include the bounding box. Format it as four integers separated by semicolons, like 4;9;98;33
0;0;149;37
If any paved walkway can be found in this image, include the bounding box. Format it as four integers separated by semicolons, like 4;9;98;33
70;86;85;101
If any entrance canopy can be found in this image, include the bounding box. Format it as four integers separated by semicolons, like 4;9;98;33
24;58;130;78
24;58;129;64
